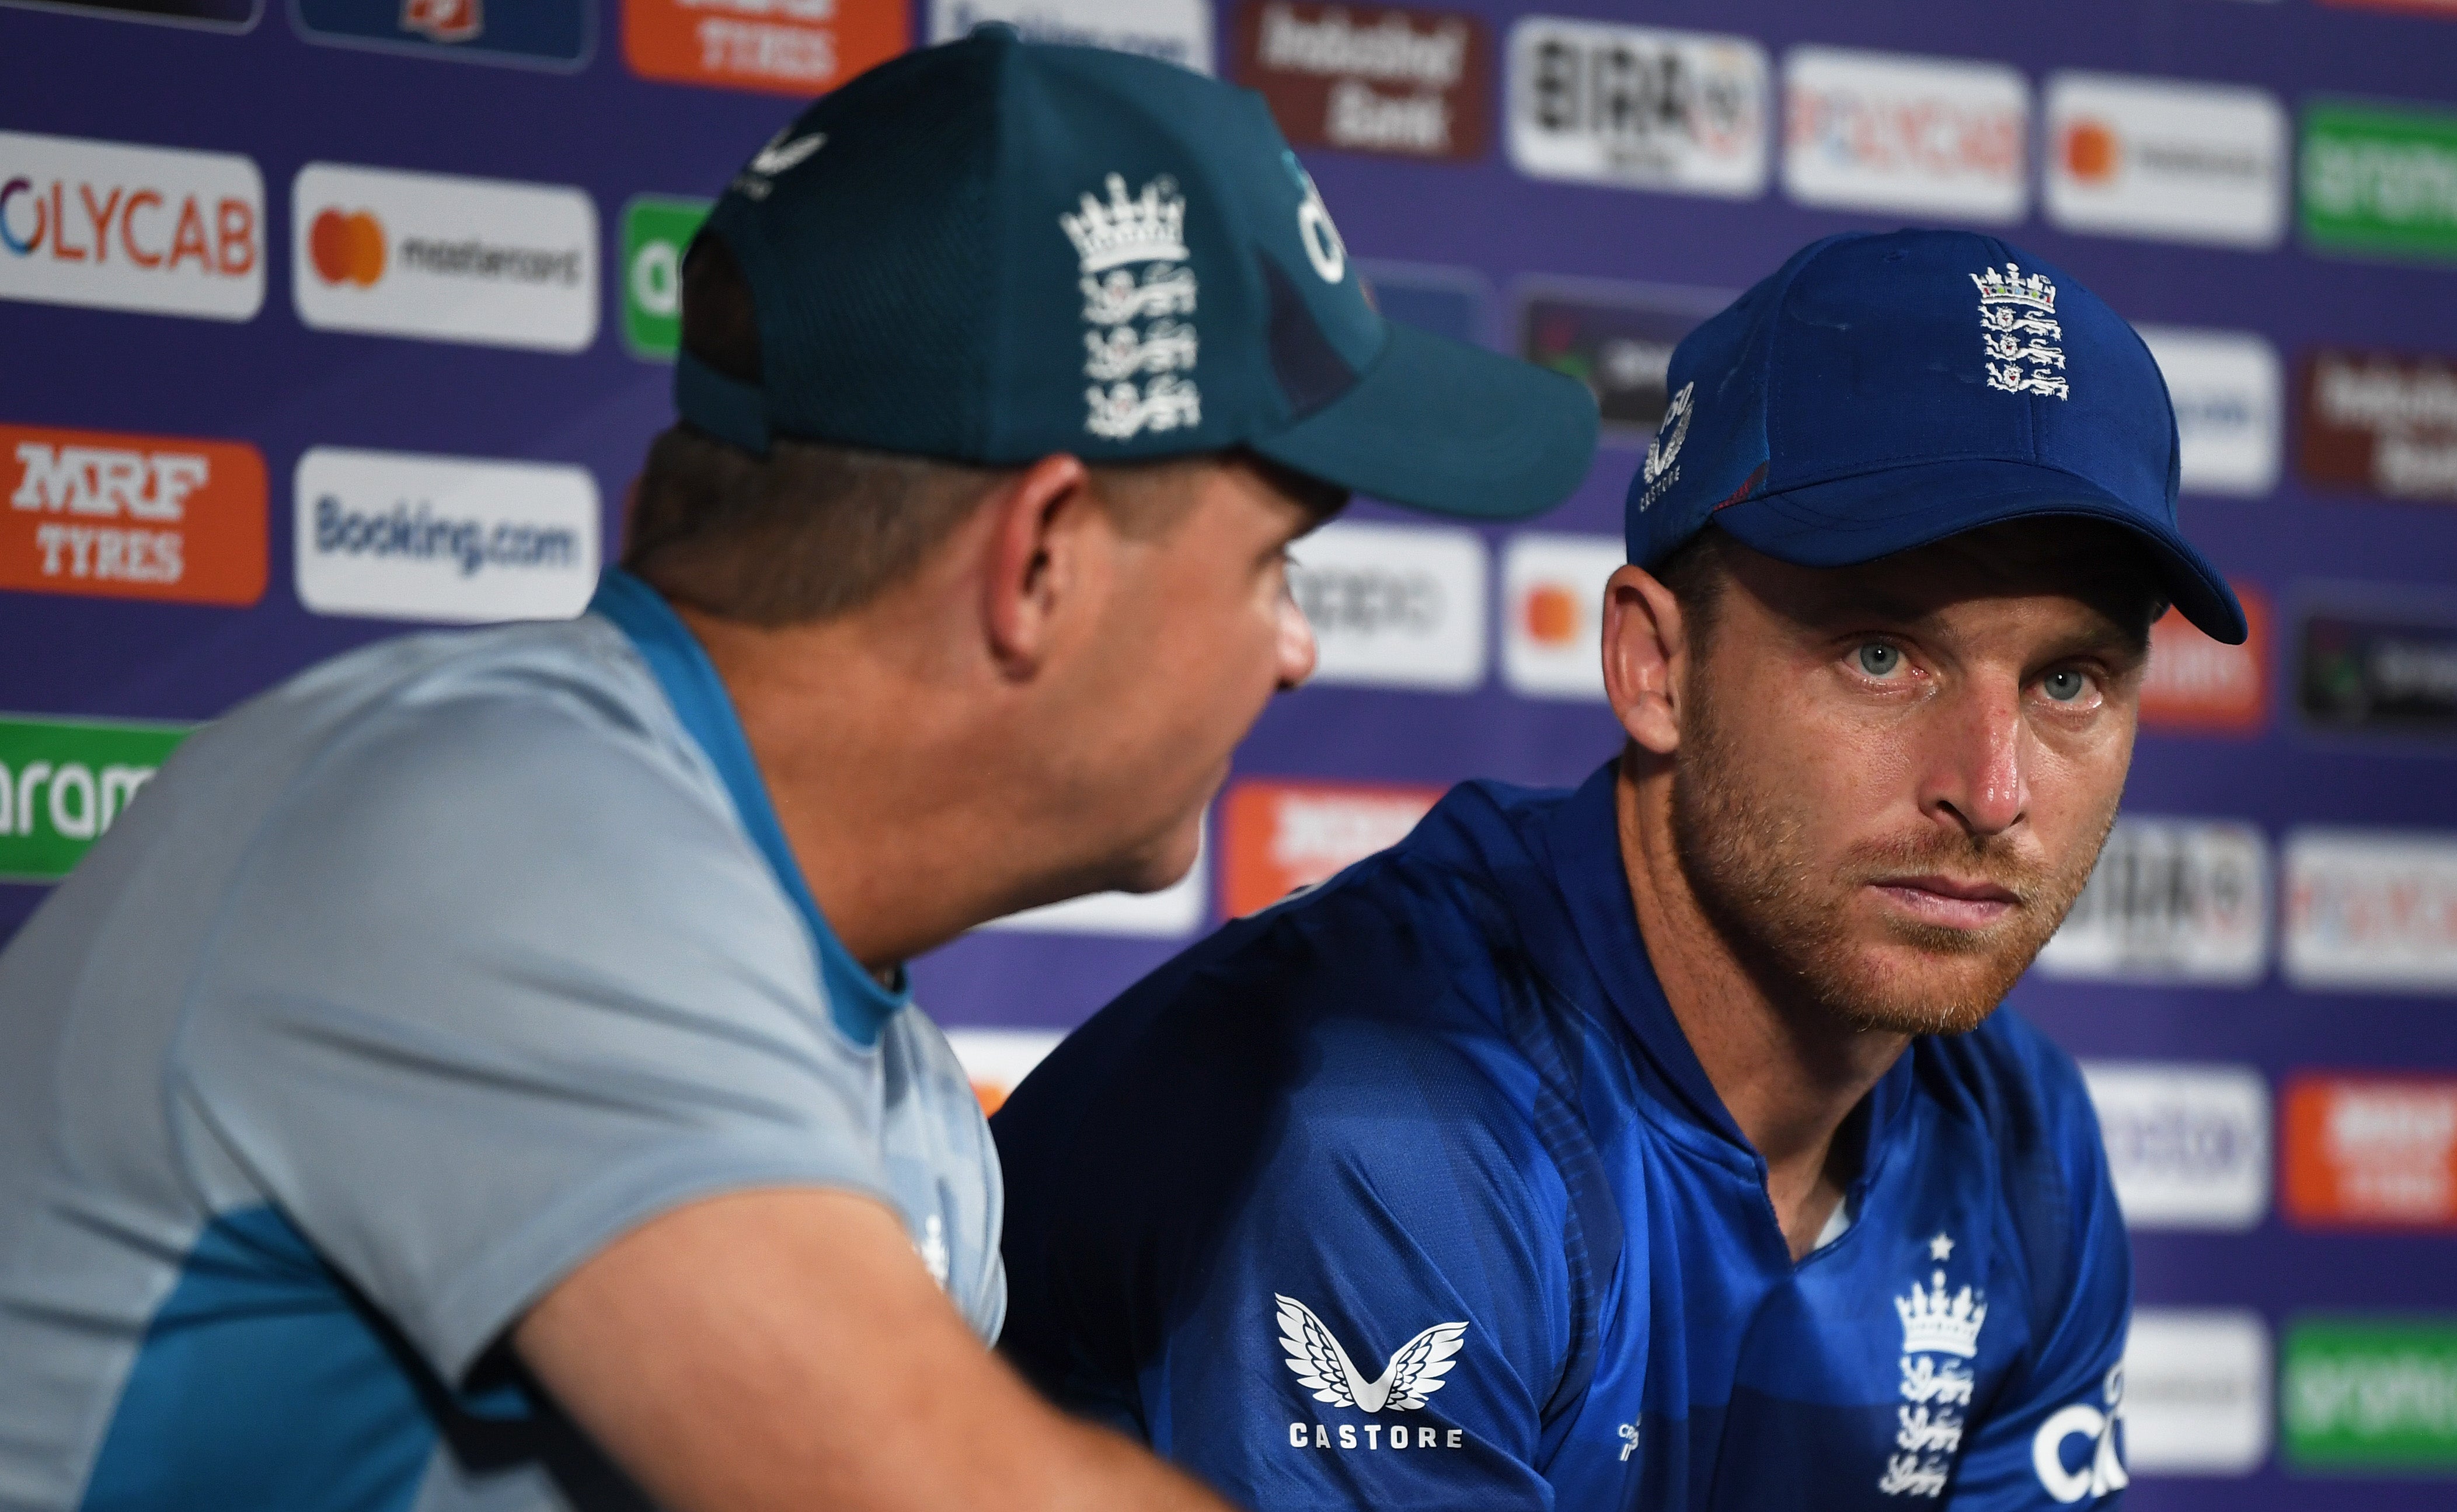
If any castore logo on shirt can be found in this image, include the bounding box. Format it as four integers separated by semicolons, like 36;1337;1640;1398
1275;1294;1473;1452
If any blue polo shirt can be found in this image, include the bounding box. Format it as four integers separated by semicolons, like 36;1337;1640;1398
993;763;2132;1510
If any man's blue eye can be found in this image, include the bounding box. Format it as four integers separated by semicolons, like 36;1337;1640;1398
2043;669;2088;702
1857;644;1901;676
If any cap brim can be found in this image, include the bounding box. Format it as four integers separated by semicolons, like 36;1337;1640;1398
1717;458;2249;644
1250;319;1600;521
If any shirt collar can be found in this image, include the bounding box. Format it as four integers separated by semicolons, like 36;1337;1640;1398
588;568;908;1047
1525;760;1912;1179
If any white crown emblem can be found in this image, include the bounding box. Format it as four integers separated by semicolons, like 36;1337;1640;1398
1969;263;2057;313
1062;173;1189;273
1894;1270;1986;1359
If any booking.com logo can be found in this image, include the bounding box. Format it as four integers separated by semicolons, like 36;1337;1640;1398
308;207;385;287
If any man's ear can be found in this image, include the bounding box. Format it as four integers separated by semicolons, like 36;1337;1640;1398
1602;563;1689;756
979;452;1098;678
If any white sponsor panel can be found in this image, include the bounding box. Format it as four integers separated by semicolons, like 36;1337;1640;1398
1501;532;1622;700
1782;47;2029;223
985;825;1208;938
2283;829;2457;992
2121;1309;2272;1475
2043;74;2287;249
292;447;600;623
291;163;598;351
930;0;1212;74
2137;327;2282;498
2080;1061;2272;1231
2037;818;2270;984
944;1028;1064;1103
1288;520;1489;692
1505;18;1770;198
0;130;264;320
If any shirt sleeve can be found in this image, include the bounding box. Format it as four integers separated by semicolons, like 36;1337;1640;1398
1012;1003;1579;1512
1945;1063;2134;1510
175;680;894;1384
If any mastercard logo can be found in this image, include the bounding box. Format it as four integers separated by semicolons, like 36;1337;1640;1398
2062;119;2121;183
1521;582;1582;646
309;207;386;288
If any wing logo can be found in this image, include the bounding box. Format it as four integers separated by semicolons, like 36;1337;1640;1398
1274;1294;1469;1413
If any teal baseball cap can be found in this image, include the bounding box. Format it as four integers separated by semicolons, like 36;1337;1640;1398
677;25;1598;521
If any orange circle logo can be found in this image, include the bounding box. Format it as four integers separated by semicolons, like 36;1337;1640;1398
309;208;386;287
1522;583;1581;647
2062;120;2120;183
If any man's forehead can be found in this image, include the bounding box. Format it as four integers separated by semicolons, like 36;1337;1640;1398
1733;518;2162;633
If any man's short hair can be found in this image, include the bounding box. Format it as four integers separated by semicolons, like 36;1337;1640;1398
625;237;1260;627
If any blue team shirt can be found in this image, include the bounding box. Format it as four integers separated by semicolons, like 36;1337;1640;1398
994;764;2132;1511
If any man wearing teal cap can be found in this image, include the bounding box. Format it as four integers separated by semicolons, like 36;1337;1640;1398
0;27;1595;1512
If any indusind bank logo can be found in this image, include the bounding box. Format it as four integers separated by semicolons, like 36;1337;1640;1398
0;130;264;321
291;163;597;351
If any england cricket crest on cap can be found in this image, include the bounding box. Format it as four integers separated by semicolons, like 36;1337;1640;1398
1879;1233;1984;1499
1972;264;2069;401
1067;174;1204;442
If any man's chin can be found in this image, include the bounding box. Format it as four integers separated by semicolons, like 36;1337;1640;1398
1810;933;2040;1038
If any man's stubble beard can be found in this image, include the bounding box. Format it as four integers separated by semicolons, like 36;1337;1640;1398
1666;669;2114;1038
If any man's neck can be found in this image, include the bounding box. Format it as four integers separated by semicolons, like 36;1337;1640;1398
674;600;1024;978
1613;753;1908;1260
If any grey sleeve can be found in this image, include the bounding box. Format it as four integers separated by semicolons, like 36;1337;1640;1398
177;685;891;1382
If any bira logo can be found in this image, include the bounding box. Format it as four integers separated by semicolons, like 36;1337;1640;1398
1879;1235;1983;1499
1972;264;2069;401
1066;174;1202;443
0;131;264;322
3;422;267;606
1275;1294;1473;1454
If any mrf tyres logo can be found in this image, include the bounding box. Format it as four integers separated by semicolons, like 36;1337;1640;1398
291;162;598;352
4;422;267;606
1505;18;1769;197
0;714;189;884
294;447;600;624
1275;1294;1472;1452
0;130;263;322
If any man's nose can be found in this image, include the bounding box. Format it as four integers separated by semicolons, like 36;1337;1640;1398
1922;678;2028;836
1275;592;1319;691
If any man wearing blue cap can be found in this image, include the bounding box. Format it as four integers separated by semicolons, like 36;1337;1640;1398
995;228;2247;1510
0;28;1594;1512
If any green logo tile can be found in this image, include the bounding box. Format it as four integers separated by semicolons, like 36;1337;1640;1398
2302;100;2457;264
2284;1315;2457;1473
621;196;713;362
0;714;191;883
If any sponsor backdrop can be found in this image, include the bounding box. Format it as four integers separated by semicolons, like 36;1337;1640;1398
5;0;2456;1501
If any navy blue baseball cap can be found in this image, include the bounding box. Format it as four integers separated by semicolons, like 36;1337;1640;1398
1626;229;2246;643
676;25;1598;521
